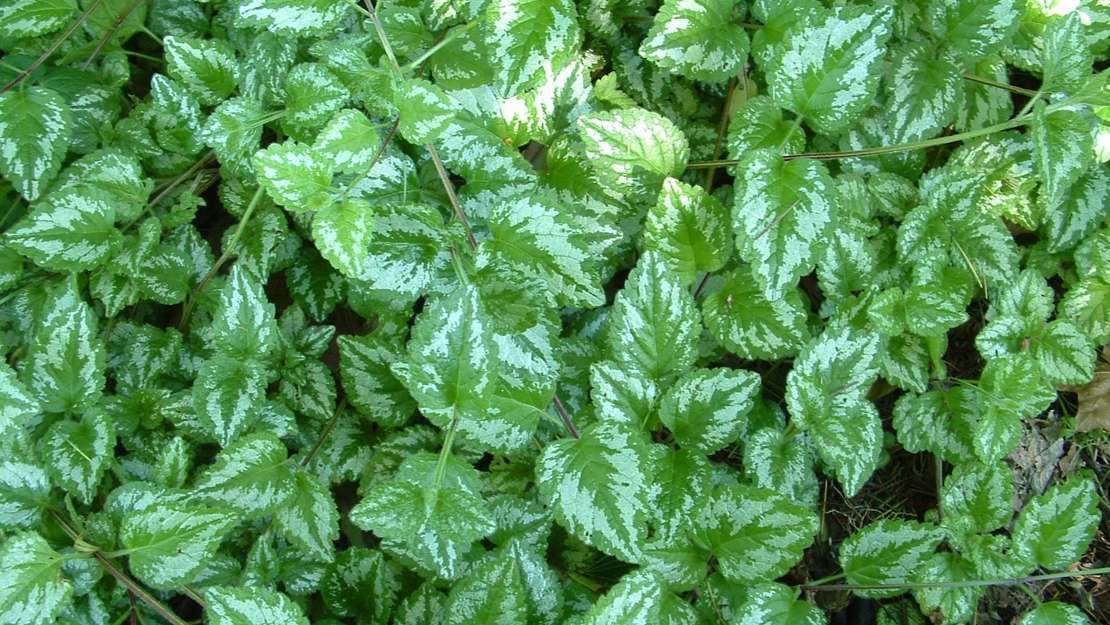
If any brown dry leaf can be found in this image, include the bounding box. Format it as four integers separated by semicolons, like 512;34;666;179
1074;346;1110;433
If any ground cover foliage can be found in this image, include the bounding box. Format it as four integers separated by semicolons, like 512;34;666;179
0;0;1109;623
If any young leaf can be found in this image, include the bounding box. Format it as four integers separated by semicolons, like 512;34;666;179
657;368;760;455
639;0;749;83
41;411;113;505
0;87;72;201
163;36;239;105
941;462;1013;534
253;141;334;212
205;586;310;625
701;266;810;361
0;532;72;625
536;421;654;562
313;109;381;174
767;5;893;134
733;582;824;625
578;108;689;202
733;150;836;299
22;281;106;415
120;503;237;589
192;433;295;515
312;198;374;278
1012;475;1100;570
274;471;339;562
481;0;582;95
192;356;267;447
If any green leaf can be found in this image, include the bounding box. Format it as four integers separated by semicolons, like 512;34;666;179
733;150;836;299
649;447;711;543
193;433;295;515
644;177;733;283
445;549;528;625
6;185;119;273
202;97;266;177
1018;602;1092;625
481;0;582;95
41;411;113;505
338;334;414;428
321;547;401;623
578;570;670;625
23;281;105;414
767;5;893;134
274;471;339;562
0;462;50;530
282;63;348;135
639;0;749;83
204;586;310;625
743;428;819;508
312;198;374;278
1041;12;1092;94
313;109;381;174
924;0;1019;63
163;36;239;105
606;251;701;384
359;203;461;298
840;519;944;598
0;0;75;39
1033;105;1097;212
733;582;824;625
883;43;961;143
701;266;810;361
0;532;72;625
0;363;38;434
578;108;689;203
0;87;72;201
785;328;882;495
253;141;334;212
727;95;807;158
391;285;499;435
975;355;1055;461
589;360;659;429
1042;166;1109;253
691;484;818;582
234;0;351;36
536;421;654;562
912;552;982;625
941;462;1013;534
658;368;759;454
1012;475;1100;570
478;194;614;308
210;264;280;360
120;503;237;590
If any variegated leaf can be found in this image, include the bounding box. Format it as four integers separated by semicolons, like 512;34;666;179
0;87;72;201
639;0;749;83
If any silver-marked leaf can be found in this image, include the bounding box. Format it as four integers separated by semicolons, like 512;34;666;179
360;203;460;298
639;0;749;83
274;471;339;562
692;484;818;582
0;363;38;434
41;411;113;505
0;0;75;39
658;368;759;454
0;87;72;201
0;462;50;530
726;95;807;159
478;194;613;308
883;43;961;143
312;198;373;278
163;35;239;105
23;281;105;414
313;109;380;174
253;141;334;212
192;356;266;447
941;462;1013;534
120;503;237;590
702;266;809;361
606;251;701;384
1012;475;1099;570
650;447;711;543
1043;166;1109;253
536;421;654;562
234;0;351;36
578;108;689;203
767;5;893;134
1018;602;1092;625
924;0;1019;63
733;582;824;625
975;355;1055;461
338;334;414;428
391;285;497;432
958;57;1013;132
321;547;402;622
1041;12;1092;94
210;264;280;360
743;428;819;507
201;97;266;177
445;548;528;625
192;433;295;515
785;328;882;495
0;532;72;625
644;177;732;283
6;186;119;272
578;570;668;625
283;63;349;135
481;0;581;95
840;519;944;598
205;586;310;625
912;552;982;625
733;150;836;299
1033;105;1097;211
590;360;659;429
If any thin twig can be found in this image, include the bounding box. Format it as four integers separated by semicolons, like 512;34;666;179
301;398;347;466
337;119;399;201
1;0;108;93
552;395;579;438
962;73;1038;97
801;567;1110;592
81;0;146;69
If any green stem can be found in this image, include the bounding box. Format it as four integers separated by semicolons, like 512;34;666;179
801;567;1110;592
778;114;804;151
1016;90;1042;119
401;21;478;73
178;186;264;330
80;0;147;69
962;73;1038;97
122;49;165;64
807;572;846;586
0;0;108;94
301;398;347;467
338;118;399;201
433;412;460;490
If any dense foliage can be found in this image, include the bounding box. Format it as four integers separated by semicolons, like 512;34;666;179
0;0;1108;623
